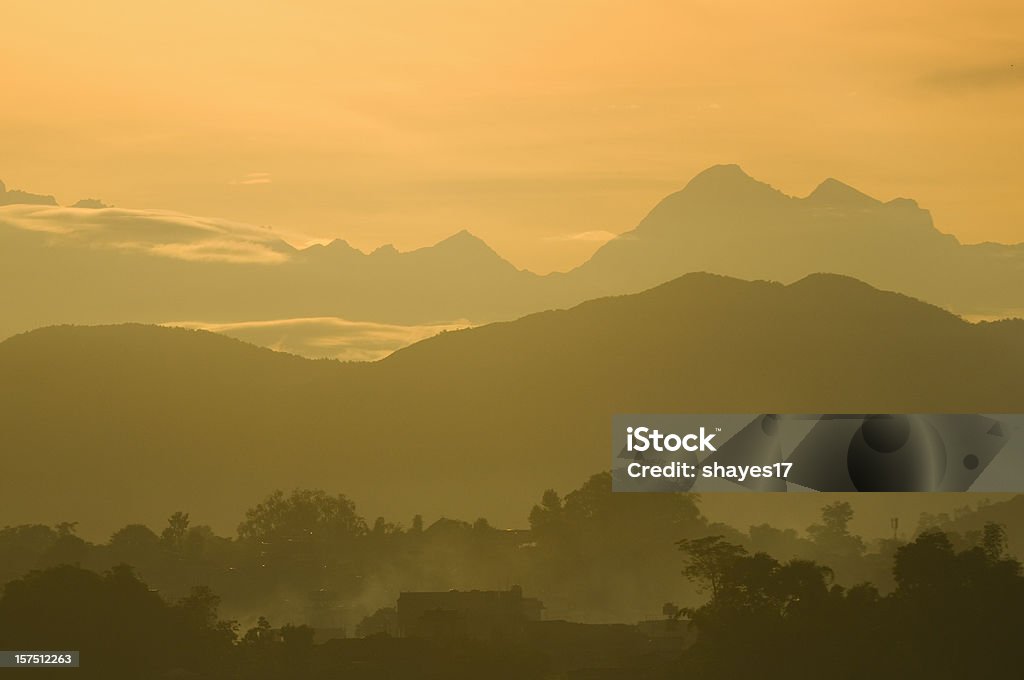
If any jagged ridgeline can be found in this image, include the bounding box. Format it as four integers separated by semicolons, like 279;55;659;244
2;165;1024;352
1;273;1022;535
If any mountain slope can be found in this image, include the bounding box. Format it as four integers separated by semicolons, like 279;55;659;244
1;273;1023;536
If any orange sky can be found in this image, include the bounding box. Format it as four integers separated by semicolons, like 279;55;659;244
2;0;1021;273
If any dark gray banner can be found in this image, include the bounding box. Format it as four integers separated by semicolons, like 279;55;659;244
612;414;1021;493
0;651;79;668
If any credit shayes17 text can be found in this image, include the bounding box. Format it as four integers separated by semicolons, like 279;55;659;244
626;461;793;482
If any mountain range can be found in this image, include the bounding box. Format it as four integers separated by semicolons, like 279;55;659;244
561;165;1024;318
2;272;1022;537
2;165;1024;357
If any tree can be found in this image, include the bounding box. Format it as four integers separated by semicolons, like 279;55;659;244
108;524;161;571
0;565;235;676
820;502;854;534
161;511;190;553
980;521;1009;561
773;559;834;611
241;616;274;646
0;525;59;585
237;489;367;543
177;585;223;629
892;528;956;595
806;501;865;559
41;524;90;567
676;535;747;599
110;524;160;552
528;489;563;536
173;585;238;670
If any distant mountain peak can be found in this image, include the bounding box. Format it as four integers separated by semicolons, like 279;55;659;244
307;238;362;257
677;164;787;204
436;228;486;246
371;243;399;256
432;229;499;256
685;163;755;187
807;178;880;206
323;238;355;250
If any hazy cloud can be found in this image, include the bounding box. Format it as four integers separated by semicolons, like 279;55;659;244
545;230;620;243
0;204;297;264
229;172;273;185
921;62;1022;91
165;317;471;361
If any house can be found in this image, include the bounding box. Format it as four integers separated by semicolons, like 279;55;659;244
397;585;542;640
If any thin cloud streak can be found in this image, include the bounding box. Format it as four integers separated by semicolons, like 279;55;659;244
0;204;303;264
165;316;472;362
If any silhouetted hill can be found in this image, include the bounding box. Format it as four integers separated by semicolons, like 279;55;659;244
1;274;1023;536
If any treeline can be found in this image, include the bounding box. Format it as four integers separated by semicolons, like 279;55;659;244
1;475;717;626
0;474;1017;629
675;524;1024;678
1;518;1021;678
